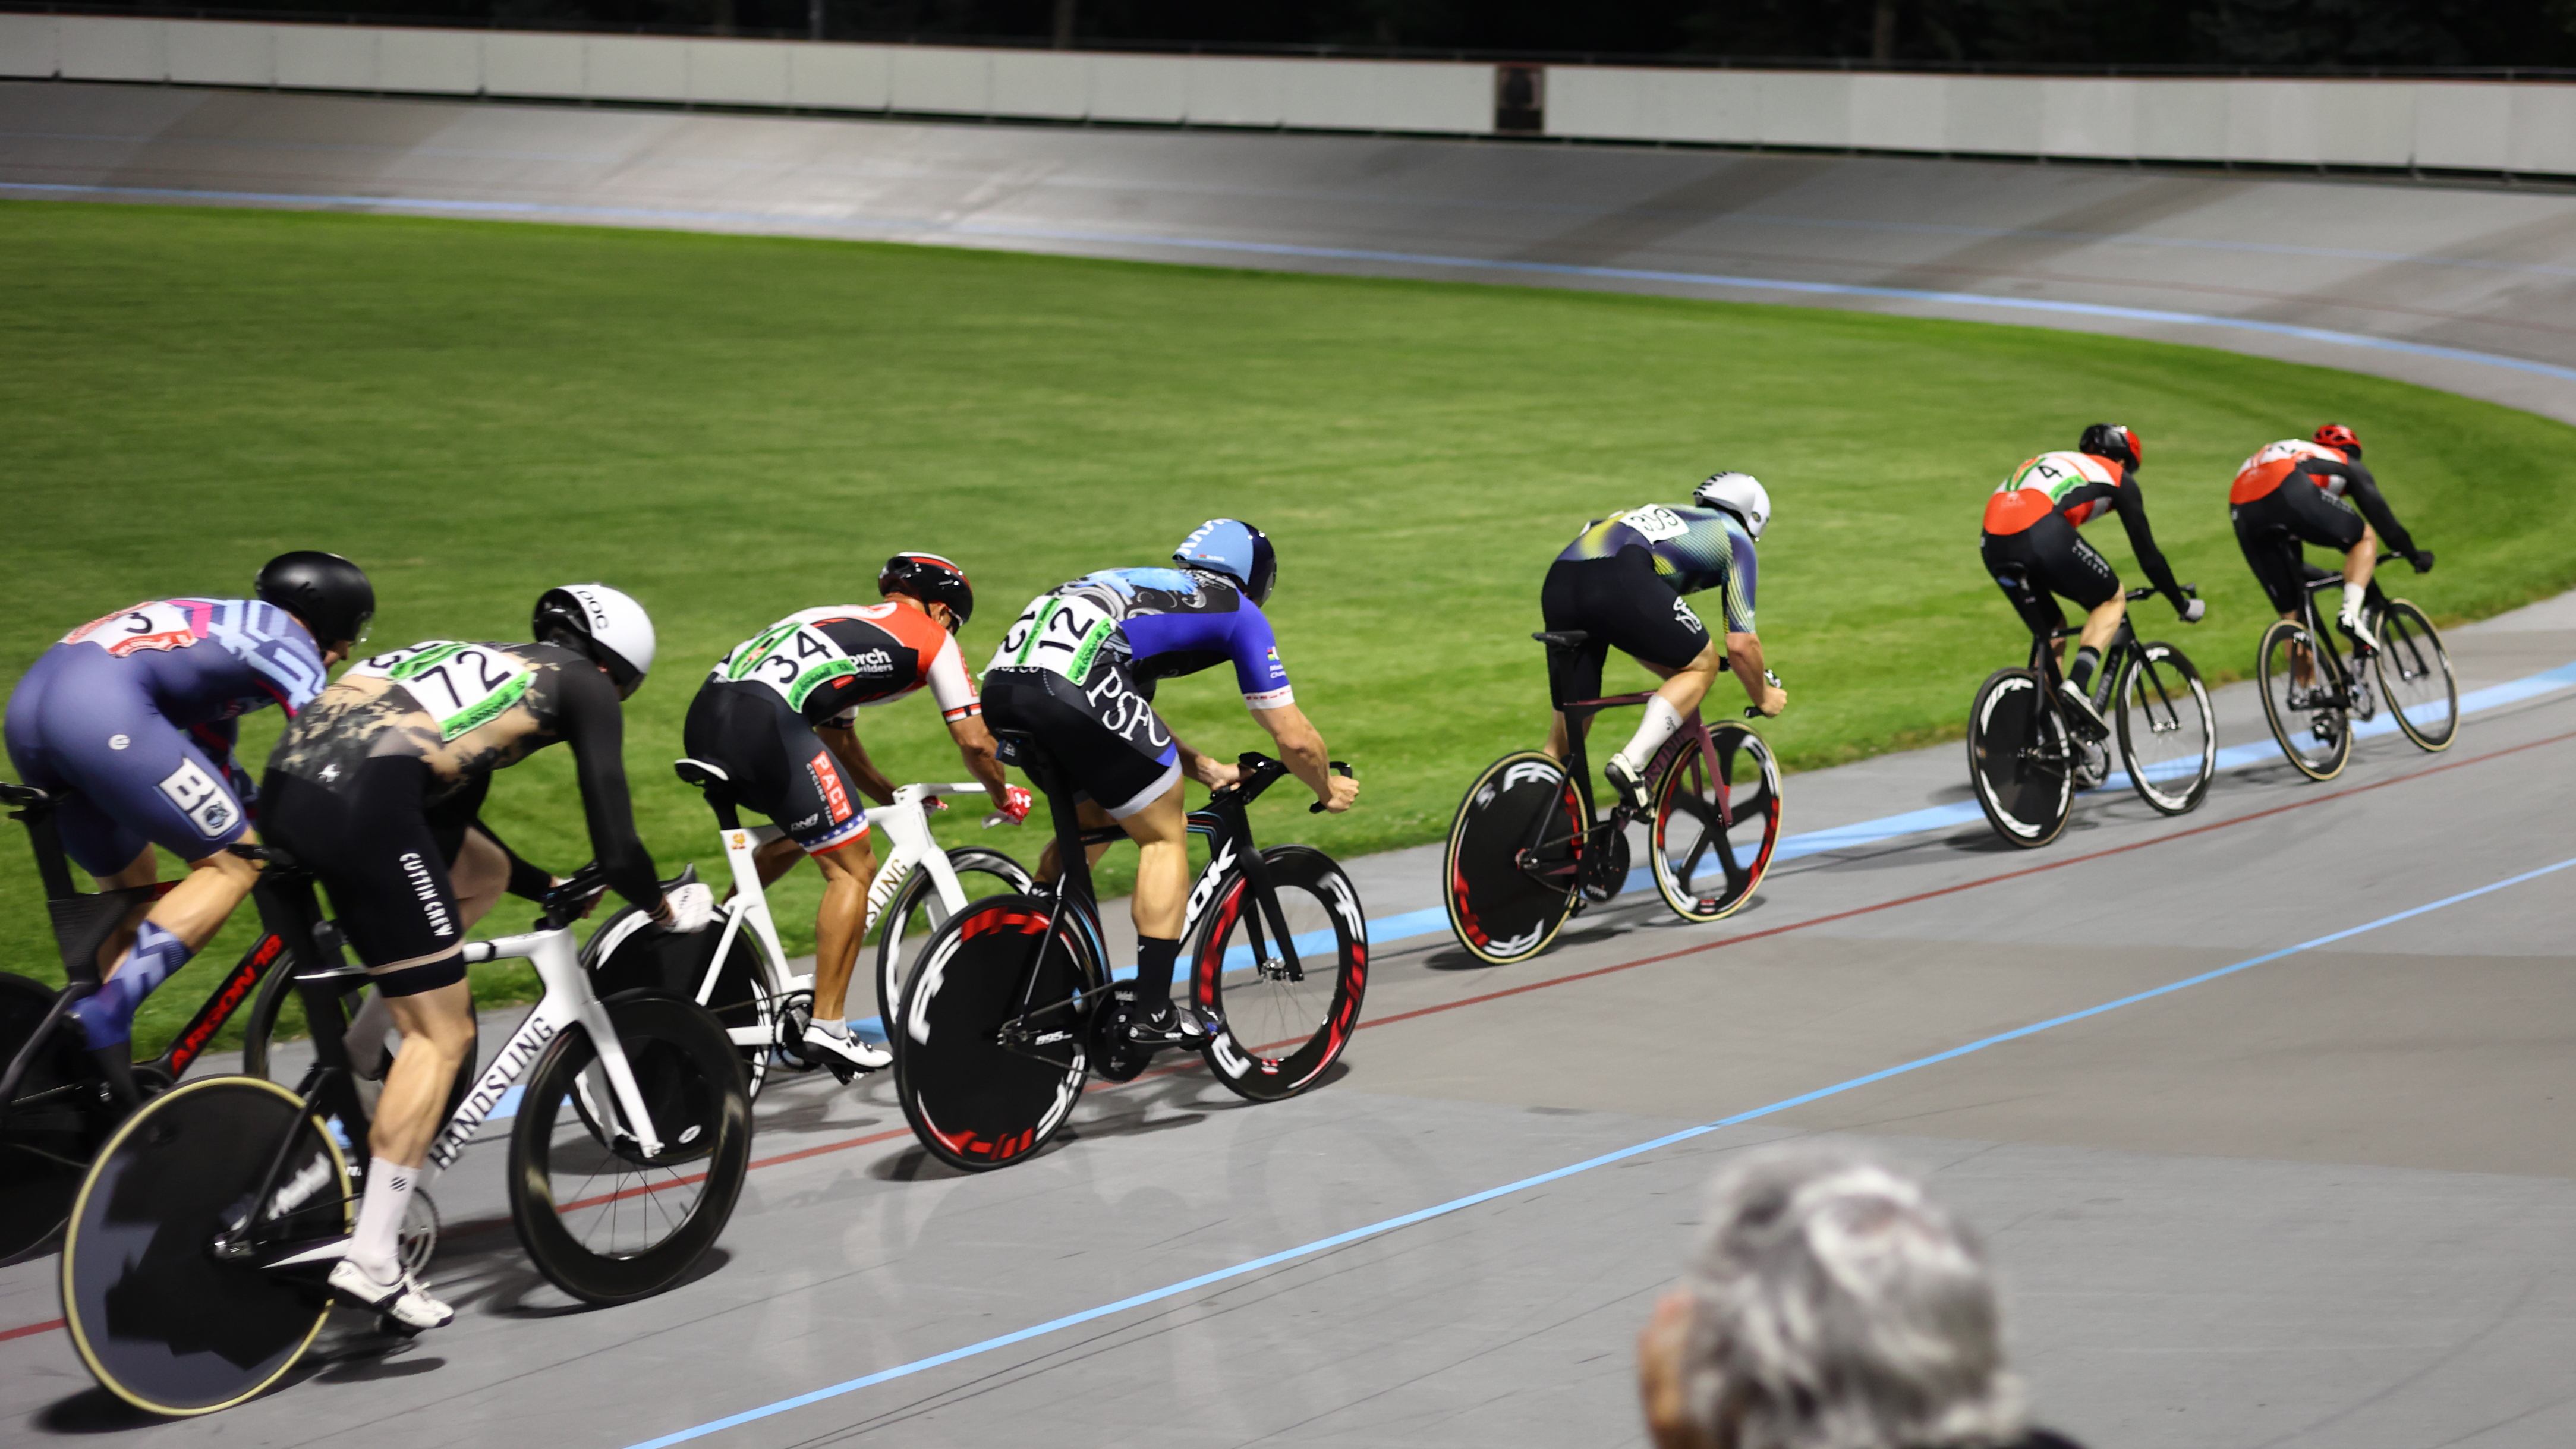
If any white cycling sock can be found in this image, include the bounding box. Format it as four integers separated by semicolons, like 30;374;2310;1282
1615;697;1686;773
350;1158;417;1280
809;1018;846;1038
2342;582;2367;622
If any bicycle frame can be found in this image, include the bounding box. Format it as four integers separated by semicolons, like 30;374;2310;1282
2282;560;2394;705
1529;634;1740;901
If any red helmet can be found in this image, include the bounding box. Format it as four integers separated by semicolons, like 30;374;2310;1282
2314;423;2360;457
878;552;974;631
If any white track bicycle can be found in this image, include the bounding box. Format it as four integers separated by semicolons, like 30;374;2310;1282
584;763;1031;1097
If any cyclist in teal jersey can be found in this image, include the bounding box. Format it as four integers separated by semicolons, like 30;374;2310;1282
1540;472;1787;812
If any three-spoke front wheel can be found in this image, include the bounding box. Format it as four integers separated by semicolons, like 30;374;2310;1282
2257;620;2351;782
1648;722;1781;922
2373;600;2457;753
2113;642;2215;815
1190;846;1367;1102
1443;751;1583;965
1967;669;2073;849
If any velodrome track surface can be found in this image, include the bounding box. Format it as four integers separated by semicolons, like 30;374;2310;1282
4;603;2573;1447
6;79;2576;1447
5;80;2576;423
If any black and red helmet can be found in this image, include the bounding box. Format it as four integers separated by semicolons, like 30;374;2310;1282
2314;423;2361;459
878;552;974;631
2078;423;2143;470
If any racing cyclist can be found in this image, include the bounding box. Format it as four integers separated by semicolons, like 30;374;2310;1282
681;552;1030;1076
1979;424;2203;738
263;583;711;1333
982;519;1358;1054
2;552;372;1080
1539;472;1787;813
2229;423;2432;653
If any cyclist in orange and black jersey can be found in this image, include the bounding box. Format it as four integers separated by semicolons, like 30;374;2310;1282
2229;424;2432;652
681;553;1027;1075
1979;424;2203;738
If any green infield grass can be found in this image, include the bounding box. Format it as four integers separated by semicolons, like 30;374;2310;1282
7;200;2573;1056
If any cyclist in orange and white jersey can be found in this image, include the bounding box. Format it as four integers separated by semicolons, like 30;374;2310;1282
1978;424;2203;738
2229;424;2431;653
681;553;1026;1075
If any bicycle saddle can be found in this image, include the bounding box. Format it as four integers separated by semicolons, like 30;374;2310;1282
672;758;732;789
1531;631;1590;650
0;780;51;808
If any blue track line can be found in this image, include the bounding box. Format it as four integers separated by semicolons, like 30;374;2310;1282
9;179;2576;385
622;850;2576;1449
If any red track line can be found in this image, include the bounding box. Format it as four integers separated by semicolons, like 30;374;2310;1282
7;723;2566;1350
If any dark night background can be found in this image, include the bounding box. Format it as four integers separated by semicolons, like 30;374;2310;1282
53;0;2576;68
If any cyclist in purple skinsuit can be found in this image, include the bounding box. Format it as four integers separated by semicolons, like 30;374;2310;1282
2;552;373;1064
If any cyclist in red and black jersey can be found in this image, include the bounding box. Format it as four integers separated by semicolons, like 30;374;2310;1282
1979;424;2204;738
682;553;1026;1075
2229;424;2432;653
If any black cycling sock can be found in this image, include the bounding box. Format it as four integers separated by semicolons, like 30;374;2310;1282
1132;936;1181;1007
2068;647;2101;694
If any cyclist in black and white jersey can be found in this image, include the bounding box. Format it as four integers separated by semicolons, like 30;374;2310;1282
263;584;710;1332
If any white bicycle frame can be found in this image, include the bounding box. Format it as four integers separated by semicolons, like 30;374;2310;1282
426;922;662;1171
591;782;998;1051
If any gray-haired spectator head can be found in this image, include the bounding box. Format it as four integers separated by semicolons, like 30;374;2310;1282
1645;1143;2061;1449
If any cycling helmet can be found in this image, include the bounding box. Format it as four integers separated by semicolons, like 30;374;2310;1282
2078;423;2143;470
1173;519;1277;606
878;552;974;631
533;583;657;699
2314;423;2361;459
1691;471;1772;541
254;550;375;649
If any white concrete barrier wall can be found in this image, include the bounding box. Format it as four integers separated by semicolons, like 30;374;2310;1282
2;13;2570;175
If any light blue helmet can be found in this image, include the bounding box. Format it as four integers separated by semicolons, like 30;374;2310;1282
1172;519;1277;605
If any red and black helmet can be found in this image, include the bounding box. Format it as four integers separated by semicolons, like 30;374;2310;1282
878;552;974;631
2314;423;2361;459
2078;423;2143;470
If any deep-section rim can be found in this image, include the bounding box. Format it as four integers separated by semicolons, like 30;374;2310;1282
1967;668;2071;849
2115;642;2216;815
1443;750;1582;966
873;846;1037;1028
2257;619;2351;782
1648;721;1781;923
1193;845;1366;1102
2373;598;2458;753
892;894;1097;1173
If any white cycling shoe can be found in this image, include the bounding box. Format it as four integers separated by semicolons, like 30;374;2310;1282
1602;754;1654;814
2057;679;2112;740
329;1257;454;1333
804;1023;891;1073
2338;606;2379;656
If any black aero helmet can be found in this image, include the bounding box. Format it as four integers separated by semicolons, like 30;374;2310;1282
533;584;657;700
2078;423;2143;470
254;550;375;649
878;552;975;631
1172;519;1277;606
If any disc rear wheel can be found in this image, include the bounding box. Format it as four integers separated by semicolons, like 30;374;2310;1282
61;1076;347;1416
1192;846;1366;1102
1443;752;1583;965
874;847;1035;1031
1967;669;2073;848
1649;722;1781;923
2257;620;2351;781
2;973;106;1261
2373;600;2457;752
893;896;1099;1173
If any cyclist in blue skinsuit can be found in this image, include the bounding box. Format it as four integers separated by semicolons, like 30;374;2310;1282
3;552;373;1067
983;519;1359;1050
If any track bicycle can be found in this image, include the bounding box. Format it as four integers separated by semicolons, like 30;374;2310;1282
58;857;751;1417
1442;630;1784;968
1;780;310;1261
891;740;1365;1173
1967;583;2215;849
585;766;1032;1095
2257;557;2456;782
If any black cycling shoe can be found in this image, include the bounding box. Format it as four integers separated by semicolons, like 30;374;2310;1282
1124;1000;1223;1048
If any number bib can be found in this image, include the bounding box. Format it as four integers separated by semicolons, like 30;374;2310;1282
718;622;862;713
349;642;536;740
992;592;1120;682
1619;505;1691;544
64;600;203;657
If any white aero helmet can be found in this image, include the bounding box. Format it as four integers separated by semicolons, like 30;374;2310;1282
1693;471;1771;540
533;583;657;699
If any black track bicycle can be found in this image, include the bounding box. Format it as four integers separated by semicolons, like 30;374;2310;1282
1443;631;1783;967
1967;583;2216;849
58;856;750;1417
2257;557;2457;782
1;780;314;1262
891;741;1364;1173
